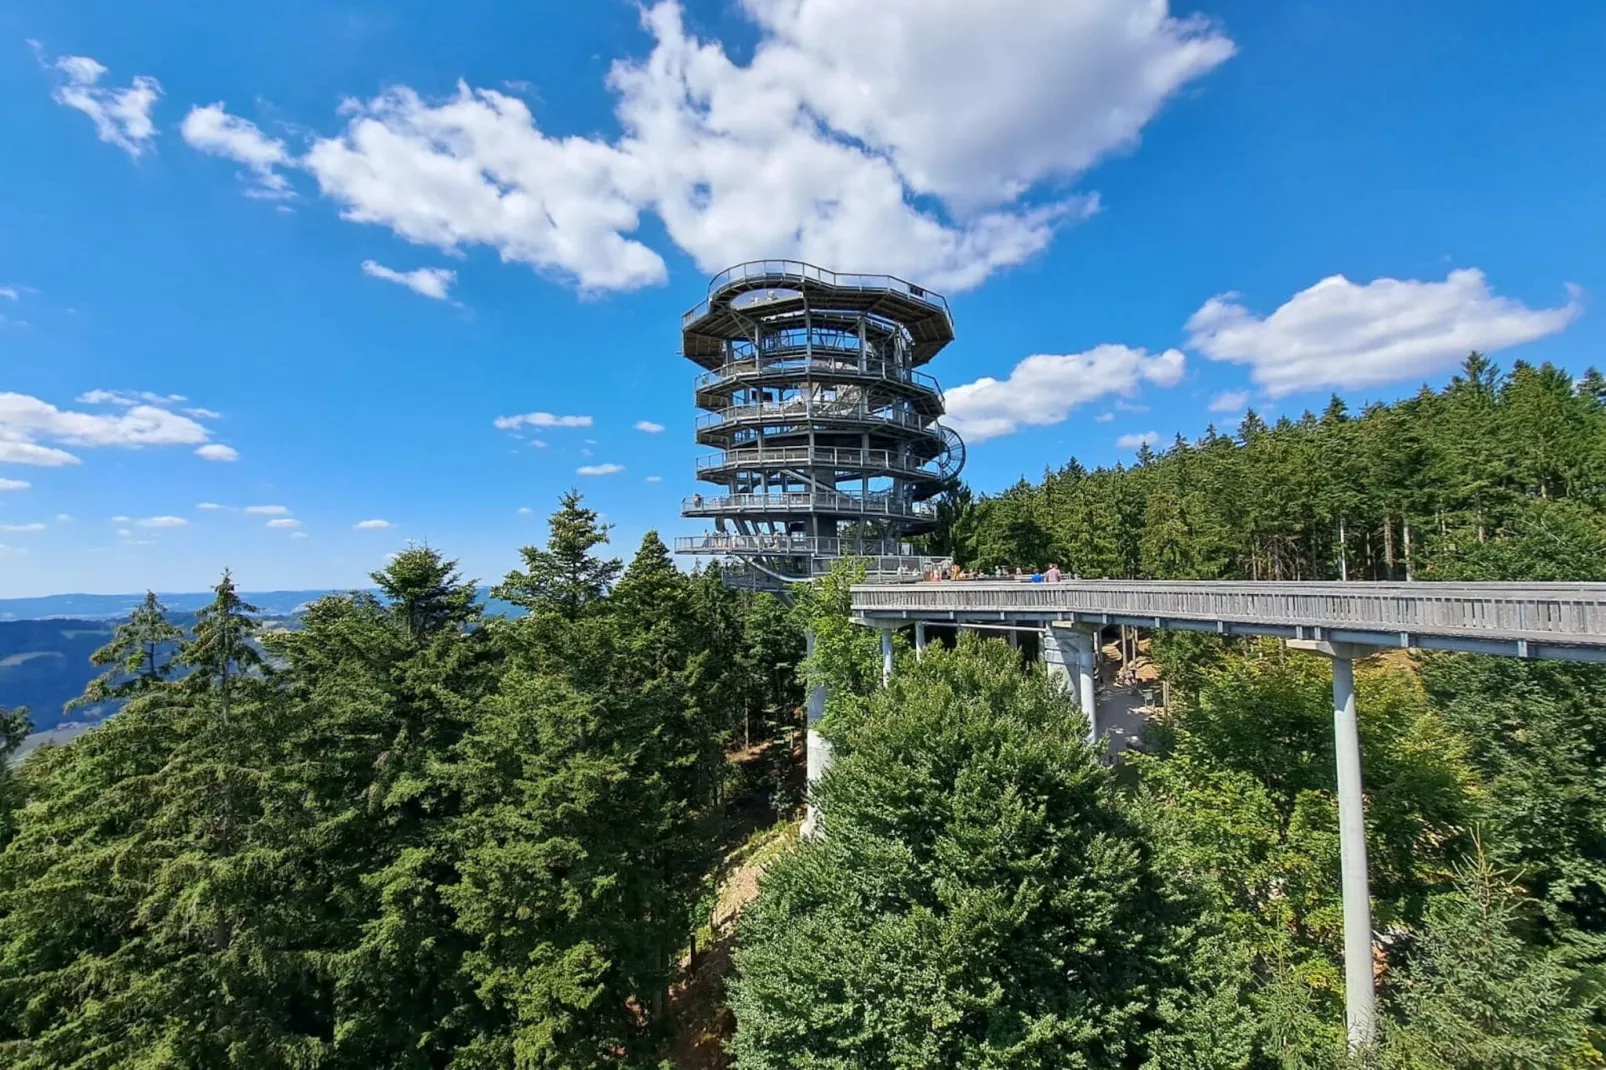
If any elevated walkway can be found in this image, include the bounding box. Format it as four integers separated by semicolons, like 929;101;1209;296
851;579;1606;661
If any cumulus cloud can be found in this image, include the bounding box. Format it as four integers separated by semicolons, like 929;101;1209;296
0;391;216;467
635;420;665;433
645;475;663;483
577;463;625;476
185;407;222;419
1186;269;1583;397
267;517;302;529
0;478;28;491
944;344;1185;442
494;411;592;430
1209;390;1249;413
196;502;222;510
48;53;162;158
181;103;294;198
245;504;289;515
195;443;239;461
0;287;18;301
186;0;1229;293
136;515;187;528
289;530;309;539
355;518;393;529
0;522;46;533
1117;431;1161;449
517;506;534;515
361;259;457;300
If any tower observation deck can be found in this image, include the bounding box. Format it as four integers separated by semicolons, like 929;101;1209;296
676;261;965;588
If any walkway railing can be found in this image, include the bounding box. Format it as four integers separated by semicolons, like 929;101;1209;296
682;260;951;328
851;579;1606;654
695;400;937;435
696;446;940;480
694;357;942;400
684;491;937;520
675;534;916;557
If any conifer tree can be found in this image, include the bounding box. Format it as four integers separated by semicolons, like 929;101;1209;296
71;590;183;709
496;490;623;619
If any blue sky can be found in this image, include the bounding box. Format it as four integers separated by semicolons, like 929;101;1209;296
1;0;1601;598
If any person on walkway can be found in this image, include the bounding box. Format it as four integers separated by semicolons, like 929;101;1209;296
1046;563;1062;583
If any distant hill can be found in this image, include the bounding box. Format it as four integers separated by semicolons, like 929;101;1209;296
0;588;524;749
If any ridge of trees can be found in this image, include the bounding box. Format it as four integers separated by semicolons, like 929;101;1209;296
941;354;1606;583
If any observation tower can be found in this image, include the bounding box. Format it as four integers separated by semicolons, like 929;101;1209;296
676;261;964;589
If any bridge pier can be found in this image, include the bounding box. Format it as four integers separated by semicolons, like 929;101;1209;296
1044;624;1099;746
914;620;927;657
880;627;895;685
802;630;832;841
1291;639;1378;1051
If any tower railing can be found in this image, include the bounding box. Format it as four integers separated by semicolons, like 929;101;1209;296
695;445;943;479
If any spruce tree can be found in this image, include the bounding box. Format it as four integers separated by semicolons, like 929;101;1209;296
496;490;623;620
71;590;183;709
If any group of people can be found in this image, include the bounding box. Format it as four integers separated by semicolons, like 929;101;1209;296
927;563;1066;583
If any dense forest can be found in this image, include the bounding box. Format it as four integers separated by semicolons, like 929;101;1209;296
935;354;1606;584
0;354;1604;1066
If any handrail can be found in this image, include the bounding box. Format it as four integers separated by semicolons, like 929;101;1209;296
682;491;937;519
695;446;943;479
675;534;916;557
681;260;951;330
694;356;942;397
695;401;938;434
850;579;1606;650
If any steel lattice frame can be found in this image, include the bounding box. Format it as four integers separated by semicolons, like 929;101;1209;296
677;261;965;588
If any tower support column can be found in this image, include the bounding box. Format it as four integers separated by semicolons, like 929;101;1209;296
802;629;833;840
914;620;927;657
880;626;895;685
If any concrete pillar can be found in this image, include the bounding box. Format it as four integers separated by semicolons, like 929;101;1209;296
1045;625;1098;747
1077;633;1098;746
802;630;833;841
880;627;895;686
914;620;927;657
1290;639;1376;1050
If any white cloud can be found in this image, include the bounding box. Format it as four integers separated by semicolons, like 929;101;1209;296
195;443;239;462
110;515;131;522
0;522;46;533
136;515;187;528
266;517;302;529
1186;269;1583;397
634;420;665;433
289;530;310;539
196;501;222;510
0;391;217;467
517;506;534;515
116;528;132;537
0;287;18;301
0;478;28;491
355;518;393;529
1117;431;1161;449
185;407;222;420
944;345;1185;442
1094;412;1114;423
181;103;294;198
49;54;162;158
577;463;625;476
645;475;663;483
55;513;71;522
494;411;592;430
1208;390;1250;413
528;439;549;449
75;389;187;406
272;0;1230;293
245;504;289;515
361;259;457;300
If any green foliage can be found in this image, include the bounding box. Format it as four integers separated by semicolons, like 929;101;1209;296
0;495;803;1067
1378;848;1603;1069
729;638;1180;1068
496;490;624;619
938;354;1606;583
69;589;183;709
792;558;886;740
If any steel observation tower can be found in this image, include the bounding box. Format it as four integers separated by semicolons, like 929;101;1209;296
676;261;965;589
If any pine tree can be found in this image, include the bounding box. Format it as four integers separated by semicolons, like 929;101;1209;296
178;569;264;722
70;590;183;709
496;490;623;620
